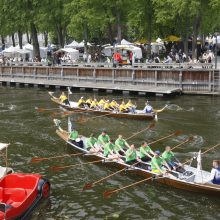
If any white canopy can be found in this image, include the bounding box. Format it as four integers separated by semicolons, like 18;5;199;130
121;39;133;45
64;40;80;48
104;44;142;59
57;48;79;60
3;46;31;56
0;143;9;151
78;40;92;47
24;43;33;50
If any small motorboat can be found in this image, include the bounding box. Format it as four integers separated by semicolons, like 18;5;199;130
0;173;50;220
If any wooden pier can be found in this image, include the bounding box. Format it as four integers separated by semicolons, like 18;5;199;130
0;64;219;95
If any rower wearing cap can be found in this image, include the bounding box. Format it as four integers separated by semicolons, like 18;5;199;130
114;134;129;155
59;92;70;105
125;144;140;165
138;141;154;162
98;130;110;147
150;150;171;174
78;97;86;108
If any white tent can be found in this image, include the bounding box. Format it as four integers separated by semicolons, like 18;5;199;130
23;43;48;59
3;46;31;57
64;40;80;48
103;44;142;59
57;48;79;60
79;40;92;47
121;39;133;45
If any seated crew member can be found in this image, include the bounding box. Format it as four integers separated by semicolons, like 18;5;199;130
103;100;114;111
90;99;98;109
125;99;136;113
208;160;220;185
78;97;86;108
143;101;153;113
110;99;119;110
119;101;128;113
138;141;155;162
68;127;79;144
86;133;99;153
75;135;84;148
103;139;123;162
114;134;129;155
98;130;110;148
98;98;106;109
86;97;93;107
125;144;140;165
150;150;171;174
59;92;70;105
162;146;182;170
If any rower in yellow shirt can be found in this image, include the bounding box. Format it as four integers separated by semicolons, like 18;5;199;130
78;96;86;108
86;97;93;107
119;101;128;112
110;99;119;110
104;100;114;111
125;99;136;113
90;99;98;109
59;92;70;105
98;98;106;109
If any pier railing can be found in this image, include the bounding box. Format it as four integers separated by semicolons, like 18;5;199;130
0;65;218;94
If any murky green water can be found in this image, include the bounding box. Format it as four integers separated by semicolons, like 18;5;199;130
0;86;220;220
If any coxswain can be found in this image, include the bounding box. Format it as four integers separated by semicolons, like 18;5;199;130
119;101;127;113
138;141;154;162
86;133;100;153
114;134;129;155
90;99;98;109
98;130;110;148
86;97;93;107
125;99;136;113
125;144;140;165
162;146;182;171
59;92;70;105
78;97;86;108
68;127;79;144
207;160;220;185
143;101;153;113
103;100;113;111
150;150;171;174
110;99;119;110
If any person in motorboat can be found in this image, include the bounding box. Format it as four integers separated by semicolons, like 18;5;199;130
207;160;220;185
138;141;155;162
78;97;86;108
119;101;128;113
90;99;98;109
98;130;110;147
150;150;171;174
125;144;140;165
114;134;130;155
68;127;79;144
59;92;70;105
86;97;93;107
143;101;153;113
162;146;182;171
86;133;100;153
125;99;136;113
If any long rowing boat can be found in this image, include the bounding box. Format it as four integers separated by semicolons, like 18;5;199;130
54;121;220;196
49;92;166;120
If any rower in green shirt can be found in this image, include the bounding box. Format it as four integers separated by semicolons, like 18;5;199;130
98;130;110;147
86;133;99;153
69;127;78;143
125;144;139;165
138;141;155;162
114;134;129;155
150;150;171;174
162;146;182;170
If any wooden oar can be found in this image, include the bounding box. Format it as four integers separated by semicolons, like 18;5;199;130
50;159;104;172
35;107;60;112
30;152;84;163
171;136;193;151
83;161;140;190
103;176;153;198
201;143;220;155
125;123;155;141
148;130;182;145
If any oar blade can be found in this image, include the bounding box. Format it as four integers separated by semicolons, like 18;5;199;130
174;130;182;136
82;183;93;191
188;136;194;142
35;107;44;112
30;158;44;163
149;123;155;129
50;166;63;172
103;189;117;198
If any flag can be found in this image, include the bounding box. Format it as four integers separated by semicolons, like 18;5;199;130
67;87;72;95
196;150;202;174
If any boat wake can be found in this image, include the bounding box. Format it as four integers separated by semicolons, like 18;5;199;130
0;103;17;112
166;104;194;112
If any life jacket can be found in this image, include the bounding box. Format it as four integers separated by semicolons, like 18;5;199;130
213;167;220;184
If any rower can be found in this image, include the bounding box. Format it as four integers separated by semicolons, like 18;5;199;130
103;100;113;111
110;99;119;110
150;150;171;174
114;134;129;155
86;133;99;153
78;97;86;108
68;127;79;144
119;101;128;113
125;99;136;113
143;101;153;113
125;144;140;165
98;98;106;109
59;92;70;105
162;146;182;171
103;139;123;162
86;97;93;107
138;141;154;162
208;160;220;185
98;130;110;147
90;99;98;109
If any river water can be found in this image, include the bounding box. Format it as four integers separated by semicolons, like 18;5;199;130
0;86;220;220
